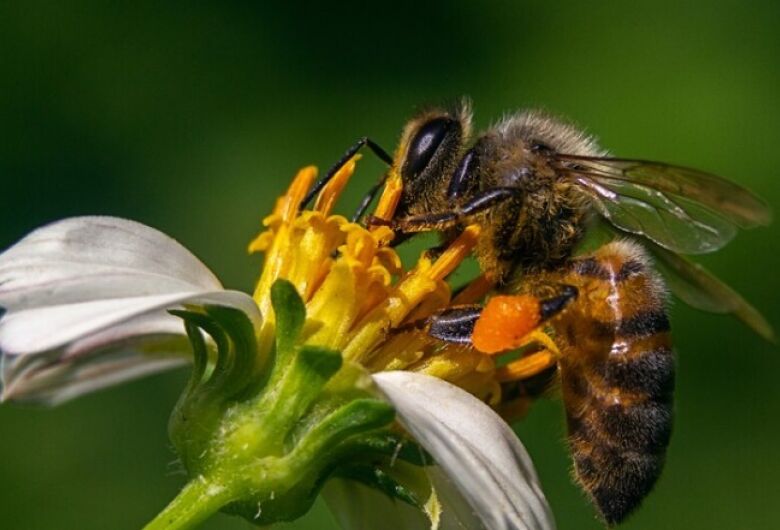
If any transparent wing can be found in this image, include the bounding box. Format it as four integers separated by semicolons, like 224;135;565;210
575;221;774;342
648;242;774;342
558;155;772;254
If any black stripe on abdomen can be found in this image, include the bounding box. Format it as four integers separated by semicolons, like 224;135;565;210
574;444;665;526
617;310;670;337
603;346;675;399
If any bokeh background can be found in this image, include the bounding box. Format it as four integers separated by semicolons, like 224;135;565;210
1;1;779;529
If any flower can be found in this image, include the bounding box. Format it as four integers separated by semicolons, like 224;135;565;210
0;158;554;530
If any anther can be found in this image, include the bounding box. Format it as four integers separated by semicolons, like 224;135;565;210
314;156;359;215
279;166;318;222
371;169;403;223
428;224;481;280
496;350;557;383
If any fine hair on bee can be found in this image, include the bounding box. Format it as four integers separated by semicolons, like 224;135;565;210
544;240;674;525
382;100;612;281
301;98;772;526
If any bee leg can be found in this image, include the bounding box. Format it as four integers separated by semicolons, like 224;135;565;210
470;286;578;354
425;305;482;344
397;286;576;348
392;305;482;344
369;186;522;234
300;137;394;209
351;172;388;222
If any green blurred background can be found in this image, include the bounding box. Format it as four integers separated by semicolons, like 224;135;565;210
1;1;778;529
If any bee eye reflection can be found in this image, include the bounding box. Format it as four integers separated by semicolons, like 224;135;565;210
403;117;454;179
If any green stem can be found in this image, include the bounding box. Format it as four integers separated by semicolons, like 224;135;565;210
143;477;233;530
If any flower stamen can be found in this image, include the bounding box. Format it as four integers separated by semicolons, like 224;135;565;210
452;273;493;304
427;224;481;280
372;169;403;222
496;349;557;383
247;160;528;409
313;156;359;215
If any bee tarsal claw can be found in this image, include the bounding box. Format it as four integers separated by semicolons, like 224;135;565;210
539;285;578;320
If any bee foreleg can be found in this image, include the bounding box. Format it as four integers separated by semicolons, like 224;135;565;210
300;136;393;209
376;187;523;234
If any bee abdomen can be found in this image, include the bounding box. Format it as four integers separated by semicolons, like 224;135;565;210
559;241;674;525
569;432;666;526
565;363;674;524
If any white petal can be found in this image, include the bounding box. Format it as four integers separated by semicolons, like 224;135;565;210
0;216;261;403
0;290;258;355
1;289;260;403
2;313;189;405
323;479;431;530
429;466;489;530
373;371;556;530
0;216;222;311
323;470;488;530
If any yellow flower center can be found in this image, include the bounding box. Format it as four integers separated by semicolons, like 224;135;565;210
248;160;501;406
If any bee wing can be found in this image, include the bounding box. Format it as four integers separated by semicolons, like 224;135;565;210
579;220;774;342
649;242;775;342
558;155;772;255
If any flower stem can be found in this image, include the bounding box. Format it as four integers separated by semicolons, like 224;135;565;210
143;477;233;530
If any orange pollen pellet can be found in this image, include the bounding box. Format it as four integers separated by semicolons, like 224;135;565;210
471;295;541;355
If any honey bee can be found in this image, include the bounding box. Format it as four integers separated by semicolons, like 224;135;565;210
302;100;773;525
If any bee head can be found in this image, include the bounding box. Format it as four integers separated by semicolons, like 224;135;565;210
394;100;472;215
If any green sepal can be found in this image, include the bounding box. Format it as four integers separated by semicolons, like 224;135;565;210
291;398;395;462
350;431;430;466
152;279;429;530
167;309;232;465
271;279;306;354
252;345;344;449
169;313;209;392
299;345;343;380
168;305;259;399
203;305;259;394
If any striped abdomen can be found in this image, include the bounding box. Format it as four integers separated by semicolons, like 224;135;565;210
553;241;674;525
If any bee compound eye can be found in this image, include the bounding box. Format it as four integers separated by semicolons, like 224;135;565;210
403;117;455;179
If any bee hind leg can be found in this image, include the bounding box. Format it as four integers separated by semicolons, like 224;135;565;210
470;285;577;355
391;304;482;345
396;285;576;353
